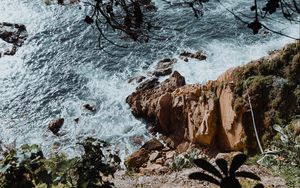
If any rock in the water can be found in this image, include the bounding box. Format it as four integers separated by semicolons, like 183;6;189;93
83;104;96;112
0;22;28;57
156;58;177;70
0;22;27;45
48;118;64;135
128;75;146;83
179;50;206;61
74;118;79;123
152;68;172;77
44;0;80;5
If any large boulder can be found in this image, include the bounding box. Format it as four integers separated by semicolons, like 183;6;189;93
125;138;164;171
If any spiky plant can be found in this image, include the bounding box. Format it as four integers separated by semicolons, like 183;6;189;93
189;154;264;188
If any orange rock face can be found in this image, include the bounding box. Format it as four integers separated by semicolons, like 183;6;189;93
127;71;232;150
127;42;300;152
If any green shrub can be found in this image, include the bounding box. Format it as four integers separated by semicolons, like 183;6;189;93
0;137;120;188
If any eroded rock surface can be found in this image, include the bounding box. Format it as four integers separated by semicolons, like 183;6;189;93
127;43;300;152
125;138;164;171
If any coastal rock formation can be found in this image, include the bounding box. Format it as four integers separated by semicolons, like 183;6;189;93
0;22;28;57
127;43;300;152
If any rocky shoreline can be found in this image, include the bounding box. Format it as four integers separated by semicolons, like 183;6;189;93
124;42;300;179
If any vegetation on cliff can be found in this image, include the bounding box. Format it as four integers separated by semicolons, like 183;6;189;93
0;138;120;188
232;43;300;150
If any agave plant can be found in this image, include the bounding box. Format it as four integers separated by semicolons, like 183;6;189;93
189;154;264;188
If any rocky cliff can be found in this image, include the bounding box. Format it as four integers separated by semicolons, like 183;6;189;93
127;42;300;152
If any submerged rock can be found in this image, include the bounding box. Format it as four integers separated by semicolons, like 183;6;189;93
48;118;64;135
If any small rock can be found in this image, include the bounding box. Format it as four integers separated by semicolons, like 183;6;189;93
58;0;64;5
136;78;159;91
48;118;64;135
155;157;165;165
140;163;163;174
149;151;160;162
156;58;177;70
142;138;164;151
179;50;206;61
4;45;17;56
74;118;79;123
215;151;243;162
176;142;189;153
52;142;61;150
128;76;146;83
166;151;176;159
165;137;176;149
129;135;144;146
193;51;207;61
83;104;96;112
152;68;172;77
0;22;28;57
162;147;171;152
